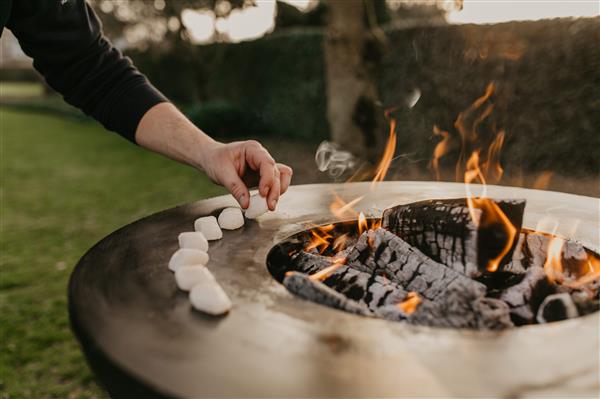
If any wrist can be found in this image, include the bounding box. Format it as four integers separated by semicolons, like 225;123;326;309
191;136;222;172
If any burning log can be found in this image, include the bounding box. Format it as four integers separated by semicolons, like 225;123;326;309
513;230;587;272
345;228;487;301
382;198;526;277
501;232;527;275
536;293;579;324
283;272;371;316
318;266;408;311
376;281;513;330
290;251;335;275
568;290;600;316
499;266;551;324
289;251;408;311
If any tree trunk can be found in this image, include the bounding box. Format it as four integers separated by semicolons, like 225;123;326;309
323;0;381;159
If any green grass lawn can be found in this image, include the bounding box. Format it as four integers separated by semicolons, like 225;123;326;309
0;108;225;398
0;82;45;99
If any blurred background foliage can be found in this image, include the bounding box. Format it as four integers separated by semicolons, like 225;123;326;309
103;0;599;177
2;0;598;178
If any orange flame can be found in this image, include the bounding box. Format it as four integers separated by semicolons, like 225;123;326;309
358;212;368;236
309;257;347;281
482;129;505;184
370;218;382;231
332;233;349;252
305;224;335;254
464;151;517;273
430;125;451;181
396;292;421;314
532;171;554;190
564;255;600;288
454;82;496;181
370;113;397;188
544;237;565;284
330;193;364;220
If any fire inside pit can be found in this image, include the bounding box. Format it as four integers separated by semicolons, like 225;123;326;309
267;197;600;330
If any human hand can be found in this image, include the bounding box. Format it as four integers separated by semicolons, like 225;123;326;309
199;140;293;210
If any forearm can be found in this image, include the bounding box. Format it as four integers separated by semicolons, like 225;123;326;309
135;102;217;171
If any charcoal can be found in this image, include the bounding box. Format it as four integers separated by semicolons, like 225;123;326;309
376;281;513;330
500;266;551;324
569;290;600;315
321;265;408;311
290;251;333;274
382;198;526;277
536;293;579;323
283;272;371;316
502;233;527;275
346;229;487;301
473;297;514;330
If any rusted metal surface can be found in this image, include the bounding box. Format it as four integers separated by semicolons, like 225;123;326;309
69;182;600;398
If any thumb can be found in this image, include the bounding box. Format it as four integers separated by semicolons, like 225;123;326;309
220;165;250;208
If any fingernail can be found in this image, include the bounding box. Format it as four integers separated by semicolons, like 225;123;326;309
271;199;277;209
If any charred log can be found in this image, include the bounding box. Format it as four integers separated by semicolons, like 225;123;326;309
536;293;579;323
320;265;408;311
382;198;525;277
283;272;371;316
500;266;552;324
376;281;513;330
346;228;487;301
291;251;335;274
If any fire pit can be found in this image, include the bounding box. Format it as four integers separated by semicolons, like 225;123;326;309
269;198;599;330
69;182;600;398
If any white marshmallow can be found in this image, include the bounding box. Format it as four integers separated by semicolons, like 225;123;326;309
194;216;222;240
244;194;269;219
189;280;232;316
217;207;244;230
174;265;215;291
178;231;209;251
168;248;209;272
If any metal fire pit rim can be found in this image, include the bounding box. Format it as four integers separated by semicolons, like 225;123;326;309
68;181;600;398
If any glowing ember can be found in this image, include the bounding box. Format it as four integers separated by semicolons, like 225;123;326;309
396;292;421;314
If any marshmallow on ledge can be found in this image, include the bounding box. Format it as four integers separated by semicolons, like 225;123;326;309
218;207;244;230
178;231;209;251
168;248;209;272
194;216;222;240
244;194;269;219
175;265;215;291
189;279;232;316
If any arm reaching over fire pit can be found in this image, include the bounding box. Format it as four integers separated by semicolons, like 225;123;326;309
136;104;293;211
3;0;292;211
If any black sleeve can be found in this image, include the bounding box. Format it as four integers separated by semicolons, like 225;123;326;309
6;0;168;143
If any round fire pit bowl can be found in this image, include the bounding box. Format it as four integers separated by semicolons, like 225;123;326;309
69;182;600;398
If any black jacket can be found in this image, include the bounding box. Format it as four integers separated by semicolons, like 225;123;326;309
1;0;168;143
